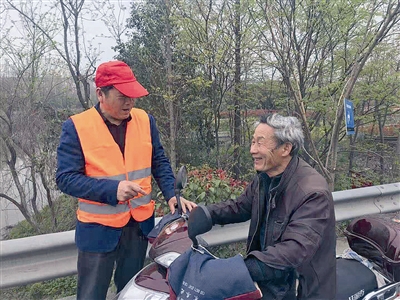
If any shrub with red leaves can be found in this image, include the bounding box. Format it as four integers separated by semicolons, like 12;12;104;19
183;165;247;205
154;165;248;216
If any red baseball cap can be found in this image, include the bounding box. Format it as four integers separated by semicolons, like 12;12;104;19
95;60;149;98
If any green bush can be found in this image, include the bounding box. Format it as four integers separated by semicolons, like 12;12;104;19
154;165;248;216
9;194;77;239
152;165;249;260
1;276;77;300
28;276;77;299
8;220;37;239
184;165;248;205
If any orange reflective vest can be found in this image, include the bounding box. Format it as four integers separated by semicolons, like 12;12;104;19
71;107;154;227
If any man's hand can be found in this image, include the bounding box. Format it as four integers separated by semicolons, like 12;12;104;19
117;180;147;202
168;196;197;214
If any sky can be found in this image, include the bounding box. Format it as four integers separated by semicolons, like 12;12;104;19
0;0;134;234
1;0;133;66
77;0;133;63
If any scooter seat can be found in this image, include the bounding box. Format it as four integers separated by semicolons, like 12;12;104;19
336;257;378;300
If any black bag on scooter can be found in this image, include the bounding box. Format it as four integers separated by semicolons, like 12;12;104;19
345;216;400;282
167;245;262;300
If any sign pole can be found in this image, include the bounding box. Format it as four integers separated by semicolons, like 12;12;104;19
344;99;355;135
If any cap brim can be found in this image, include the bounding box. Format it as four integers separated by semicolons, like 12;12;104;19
114;81;149;98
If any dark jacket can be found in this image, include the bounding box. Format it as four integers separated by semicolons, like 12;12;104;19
207;156;336;300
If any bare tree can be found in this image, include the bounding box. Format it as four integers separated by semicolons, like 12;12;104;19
6;0;100;110
232;0;242;178
172;0;258;173
250;0;400;190
92;0;130;46
327;0;400;190
0;2;75;232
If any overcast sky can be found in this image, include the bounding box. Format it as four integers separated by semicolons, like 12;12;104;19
1;0;133;66
79;1;132;63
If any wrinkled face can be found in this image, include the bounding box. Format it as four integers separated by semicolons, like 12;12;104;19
97;87;136;124
250;123;291;177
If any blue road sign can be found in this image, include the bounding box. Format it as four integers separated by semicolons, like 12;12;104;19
344;99;355;135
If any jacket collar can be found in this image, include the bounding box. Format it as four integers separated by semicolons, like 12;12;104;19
275;156;299;198
257;156;299;204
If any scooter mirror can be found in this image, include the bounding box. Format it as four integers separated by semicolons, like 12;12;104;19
175;166;188;190
175;166;188;216
188;205;213;248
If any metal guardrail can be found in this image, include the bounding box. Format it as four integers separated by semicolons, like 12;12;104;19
1;183;399;289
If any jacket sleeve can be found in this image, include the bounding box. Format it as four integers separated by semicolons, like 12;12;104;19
149;114;175;202
206;177;256;225
56;118;119;205
249;187;334;272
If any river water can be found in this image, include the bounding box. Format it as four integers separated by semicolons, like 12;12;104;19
0;199;25;240
0;158;59;240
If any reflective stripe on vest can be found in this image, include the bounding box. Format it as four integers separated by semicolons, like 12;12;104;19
93;167;151;181
78;193;152;214
71;107;154;227
79;201;130;214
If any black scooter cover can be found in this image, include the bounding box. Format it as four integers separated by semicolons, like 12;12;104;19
168;246;262;300
336;258;377;300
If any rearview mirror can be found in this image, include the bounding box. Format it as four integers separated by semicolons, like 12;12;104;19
175;165;188;190
175;165;188;215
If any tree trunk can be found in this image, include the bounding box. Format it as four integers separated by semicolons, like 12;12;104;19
232;0;242;179
396;135;400;175
327;2;400;191
165;0;176;172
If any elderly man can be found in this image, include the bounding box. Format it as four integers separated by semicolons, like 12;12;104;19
190;113;336;299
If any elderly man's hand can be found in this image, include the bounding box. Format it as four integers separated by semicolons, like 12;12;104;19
168;196;197;214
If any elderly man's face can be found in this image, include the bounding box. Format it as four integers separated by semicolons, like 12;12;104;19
250;124;290;177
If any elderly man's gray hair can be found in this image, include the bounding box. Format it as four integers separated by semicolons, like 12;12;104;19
258;113;304;156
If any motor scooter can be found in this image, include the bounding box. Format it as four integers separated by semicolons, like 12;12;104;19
115;166;400;300
114;165;197;300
